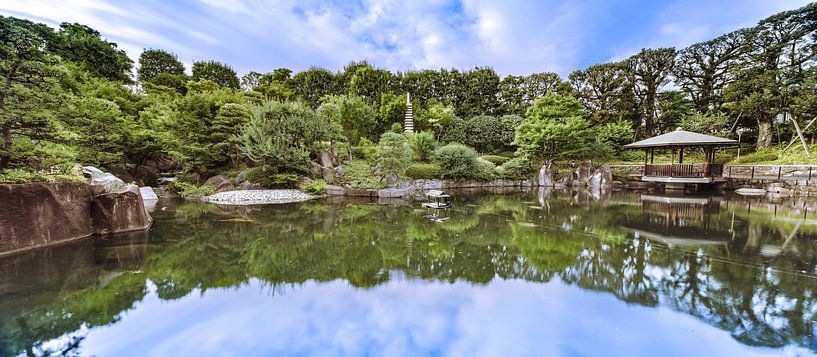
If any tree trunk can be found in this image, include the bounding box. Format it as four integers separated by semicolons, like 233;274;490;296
0;125;11;170
757;119;773;149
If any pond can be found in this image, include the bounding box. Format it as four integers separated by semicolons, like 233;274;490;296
2;189;817;356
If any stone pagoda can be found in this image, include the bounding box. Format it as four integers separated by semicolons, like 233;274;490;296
404;93;414;133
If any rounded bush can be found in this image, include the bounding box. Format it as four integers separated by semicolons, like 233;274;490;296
406;163;443;179
433;144;479;179
497;157;531;179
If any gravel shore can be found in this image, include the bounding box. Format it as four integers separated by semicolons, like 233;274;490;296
202;189;318;205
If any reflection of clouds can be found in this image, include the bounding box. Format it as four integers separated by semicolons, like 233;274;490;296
81;279;803;357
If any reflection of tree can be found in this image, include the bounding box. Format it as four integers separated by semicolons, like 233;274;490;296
3;190;817;355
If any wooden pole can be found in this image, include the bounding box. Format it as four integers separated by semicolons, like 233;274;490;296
789;113;811;157
679;147;684;164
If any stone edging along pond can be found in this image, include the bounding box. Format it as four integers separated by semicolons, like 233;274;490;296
325;179;536;198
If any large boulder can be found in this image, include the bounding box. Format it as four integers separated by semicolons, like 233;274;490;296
575;160;594;185
325;185;346;196
0;183;94;254
90;186;152;235
84;166;153;236
83;166;131;194
590;166;613;188
204;175;230;186
555;173;572;188
139;186;159;200
537;163;554;187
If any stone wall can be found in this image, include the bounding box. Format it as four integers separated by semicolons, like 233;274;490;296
0;182;152;256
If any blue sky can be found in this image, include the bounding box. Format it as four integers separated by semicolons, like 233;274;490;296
0;0;812;77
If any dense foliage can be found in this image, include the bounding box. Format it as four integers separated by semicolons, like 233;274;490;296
3;3;817;184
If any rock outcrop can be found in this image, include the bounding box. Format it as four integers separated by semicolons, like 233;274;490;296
0;168;153;255
537;163;554;187
0;183;94;254
590;166;613;188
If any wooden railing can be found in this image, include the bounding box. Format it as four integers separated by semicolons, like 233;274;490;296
724;165;817;180
644;164;723;178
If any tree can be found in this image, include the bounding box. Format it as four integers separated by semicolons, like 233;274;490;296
415;100;457;140
674;31;746;113
442;115;522;154
726;4;817;148
515;94;592;161
240;101;338;174
62;96;125;166
138;49;185;83
345;62;395;104
49;23;133;83
167;89;249;175
453;67;501;117
626;47;677;136
405;131;437;162
191;60;239;89
290;67;340;108
318;95;377;159
500;72;565;115
375;132;413;178
569;62;638;126
0;16;64;169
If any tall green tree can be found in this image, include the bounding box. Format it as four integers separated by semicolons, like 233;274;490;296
674;31;746;113
291;67;341;108
0;16;64;169
626;47;677;136
318;95;377;159
138;49;185;83
49;23;133;83
515;94;592;161
569;62;638;126
191;60;240;90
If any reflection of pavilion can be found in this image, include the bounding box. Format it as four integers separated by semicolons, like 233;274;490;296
624;194;730;248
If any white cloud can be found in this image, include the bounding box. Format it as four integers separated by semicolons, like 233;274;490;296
0;0;812;78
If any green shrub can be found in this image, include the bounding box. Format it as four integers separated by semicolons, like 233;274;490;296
352;137;377;162
376;132;413;178
245;167;299;188
480;155;510;165
0;167;85;184
406;163;443;179
300;179;326;194
390;122;403;133
497;157;531;179
405;131;437;162
342;161;387;189
434;143;479;179
172;181;217;198
475;159;498;181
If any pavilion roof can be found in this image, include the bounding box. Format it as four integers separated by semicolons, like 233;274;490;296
623;129;737;149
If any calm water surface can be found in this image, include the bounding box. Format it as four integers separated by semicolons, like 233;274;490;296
2;189;817;356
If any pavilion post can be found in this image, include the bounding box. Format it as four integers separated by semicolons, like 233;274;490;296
679;147;684;164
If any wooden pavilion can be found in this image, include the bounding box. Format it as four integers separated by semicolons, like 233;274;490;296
623;129;737;185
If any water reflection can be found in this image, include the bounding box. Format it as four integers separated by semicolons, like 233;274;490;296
1;190;816;356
